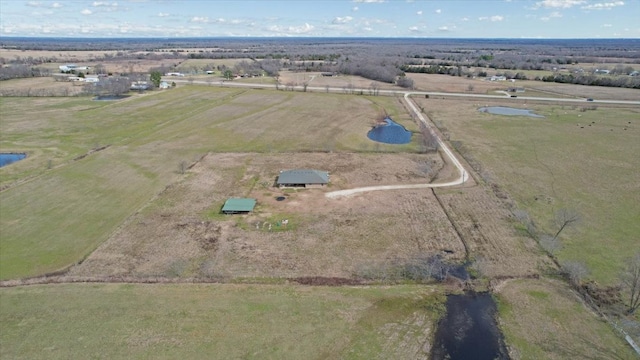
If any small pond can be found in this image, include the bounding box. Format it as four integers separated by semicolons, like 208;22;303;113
479;106;544;118
0;153;26;168
367;117;412;144
431;292;509;360
93;95;130;101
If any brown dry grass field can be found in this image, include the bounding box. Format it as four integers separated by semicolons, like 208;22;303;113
69;152;468;279
0;76;86;96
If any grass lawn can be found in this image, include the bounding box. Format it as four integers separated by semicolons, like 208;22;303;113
0;283;444;360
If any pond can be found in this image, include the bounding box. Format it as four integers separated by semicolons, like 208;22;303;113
367;117;412;144
93;95;130;101
479;106;544;118
0;153;26;168
431;292;509;360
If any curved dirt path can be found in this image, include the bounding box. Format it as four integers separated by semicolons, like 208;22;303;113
325;92;469;198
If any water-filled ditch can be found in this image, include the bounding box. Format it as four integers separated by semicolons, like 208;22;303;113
431;291;509;360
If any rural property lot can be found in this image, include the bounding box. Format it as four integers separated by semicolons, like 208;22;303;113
1;73;638;358
69;152;467;279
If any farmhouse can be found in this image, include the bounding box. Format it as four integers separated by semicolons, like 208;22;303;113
221;198;256;214
277;169;329;188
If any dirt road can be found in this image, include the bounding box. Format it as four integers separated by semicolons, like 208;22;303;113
325;93;469;198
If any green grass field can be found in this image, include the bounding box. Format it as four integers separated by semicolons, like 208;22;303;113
0;87;416;280
496;278;637;359
420;98;640;284
0;283;444;360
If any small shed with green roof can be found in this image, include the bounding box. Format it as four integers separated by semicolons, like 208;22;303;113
221;198;256;214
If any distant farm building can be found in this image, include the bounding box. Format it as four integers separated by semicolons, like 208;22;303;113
131;81;149;90
277;169;329;188
84;75;100;83
59;64;90;72
221;198;256;214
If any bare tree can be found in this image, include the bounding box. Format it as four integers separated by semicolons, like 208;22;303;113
562;260;589;286
553;208;581;240
369;82;380;96
178;160;188;175
539;234;562;254
620;252;640;314
419;123;439;153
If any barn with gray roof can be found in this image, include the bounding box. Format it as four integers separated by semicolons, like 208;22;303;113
276;169;329;188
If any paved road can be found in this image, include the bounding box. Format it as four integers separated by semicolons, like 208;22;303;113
168;78;640;106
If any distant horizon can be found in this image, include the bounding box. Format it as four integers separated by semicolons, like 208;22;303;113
1;1;638;39
2;35;638;41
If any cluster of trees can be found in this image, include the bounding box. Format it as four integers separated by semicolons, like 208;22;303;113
83;76;131;97
540;73;640;89
0;65;50;81
515;207;640;315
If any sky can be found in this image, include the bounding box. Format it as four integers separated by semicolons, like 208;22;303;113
0;0;638;38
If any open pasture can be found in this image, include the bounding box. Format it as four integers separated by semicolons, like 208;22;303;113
1;86;430;280
416;96;640;284
0;283;444;360
0;76;85;96
496;278;637;359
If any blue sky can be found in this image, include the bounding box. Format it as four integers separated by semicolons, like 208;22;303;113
0;0;638;38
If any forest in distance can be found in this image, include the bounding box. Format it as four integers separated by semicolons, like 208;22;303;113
2;37;639;88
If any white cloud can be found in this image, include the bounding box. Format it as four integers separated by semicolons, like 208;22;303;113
81;9;93;15
157;12;169;17
332;16;353;24
26;1;42;7
352;6;359;11
535;0;586;8
603;23;613;27
408;26;420;32
51;2;63;8
353;0;385;3
416;10;422;15
479;15;504;21
435;9;442;14
92;1;117;6
461;17;469;21
582;1;624;10
267;23;314;35
541;11;563;20
190;16;209;23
